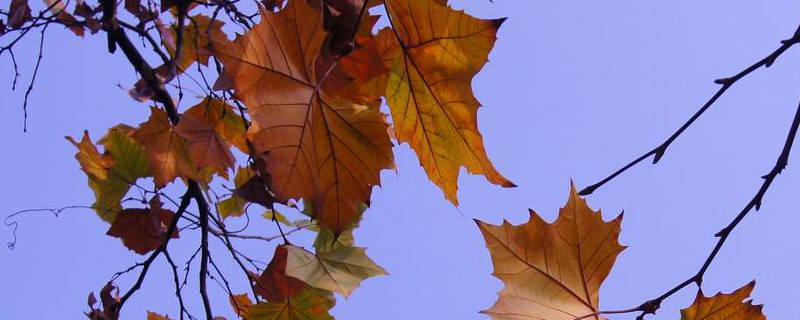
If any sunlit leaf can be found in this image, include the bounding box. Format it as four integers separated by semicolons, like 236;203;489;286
213;0;395;236
244;289;335;320
284;244;386;297
383;0;514;204
175;112;235;179
680;281;766;320
253;246;308;302
133;107;196;187
185;97;248;153
475;184;625;320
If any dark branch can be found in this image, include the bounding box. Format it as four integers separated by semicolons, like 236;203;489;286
579;22;800;196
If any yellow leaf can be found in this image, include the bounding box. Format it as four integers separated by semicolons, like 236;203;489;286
66;131;112;180
680;281;766;320
244;289;334;320
383;0;514;204
213;0;395;235
133;107;197;187
475;184;625;320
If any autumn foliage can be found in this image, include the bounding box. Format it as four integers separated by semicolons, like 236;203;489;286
1;0;785;319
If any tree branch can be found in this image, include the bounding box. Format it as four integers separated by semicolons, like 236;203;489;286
575;80;800;320
579;22;800;196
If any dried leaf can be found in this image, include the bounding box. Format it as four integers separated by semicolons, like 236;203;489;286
475;184;625;320
133;107;196;187
244;289;335;320
106;196;179;255
185;97;248;153
146;311;175;320
680;281;766;320
384;0;514;204
213;0;395;235
229;294;254;317
253;246;308;302
66;131;113;180
8;0;31;29
175;112;235;179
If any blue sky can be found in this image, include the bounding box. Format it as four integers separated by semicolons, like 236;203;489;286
2;1;800;319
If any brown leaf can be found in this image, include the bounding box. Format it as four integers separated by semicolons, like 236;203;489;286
106;196;179;255
214;0;395;235
475;184;625;320
146;311;175;320
132;107;196;187
383;0;514;204
184;97;248;153
8;0;31;29
680;281;766;320
233;176;275;209
85;282;120;320
253;246;308;302
175;112;235;179
169;14;227;71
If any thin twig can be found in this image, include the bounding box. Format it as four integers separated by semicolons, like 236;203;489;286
575;79;800;320
579;22;800;196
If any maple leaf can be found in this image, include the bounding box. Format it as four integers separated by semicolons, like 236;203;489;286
147;311;175;320
213;0;395;236
69;126;149;222
85;283;120;320
475;184;625;320
679;281;766;320
283;244;386;298
175;112;236;179
133;107;197;187
243;289;335;320
253;246;308;302
8;0;31;29
66;131;113;180
168;14;227;71
106;195;179;255
230;293;254;317
184;97;248;153
383;0;514;204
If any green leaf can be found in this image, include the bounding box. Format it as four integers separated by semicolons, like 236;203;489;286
313;203;366;254
284;245;387;298
218;166;255;219
70;126;150;223
244;289;334;320
263;209;291;226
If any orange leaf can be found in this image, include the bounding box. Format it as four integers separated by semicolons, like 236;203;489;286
66;131;113;180
214;0;395;235
383;0;514;204
229;294;254;317
175;112;235;179
253;246;308;303
475;184;625;320
106;196;179;255
184;97;248;153
680;281;766;320
133;107;196;187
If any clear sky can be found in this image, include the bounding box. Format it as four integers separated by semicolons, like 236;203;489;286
2;1;800;319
